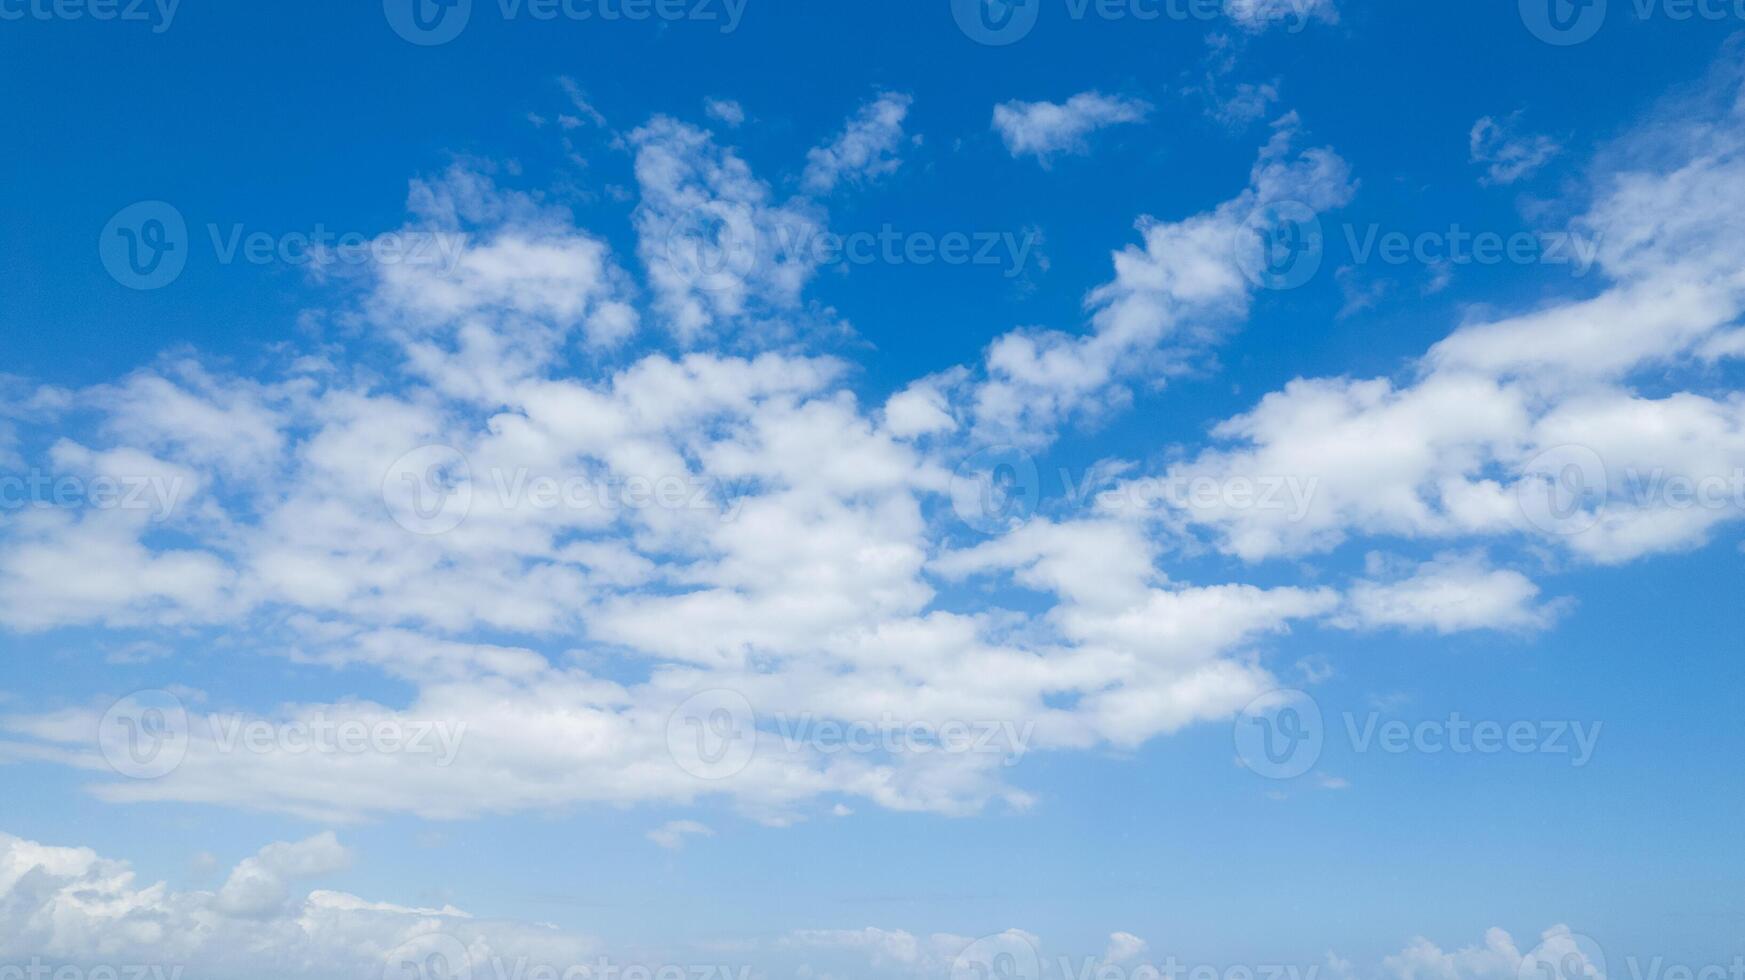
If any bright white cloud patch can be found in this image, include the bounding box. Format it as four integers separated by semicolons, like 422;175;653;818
0;830;593;978
2;44;1741;894
991;92;1151;166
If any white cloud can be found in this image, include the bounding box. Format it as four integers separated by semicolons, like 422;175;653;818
647;820;715;850
1335;553;1562;634
970;113;1354;445
991;92;1150;166
1470;112;1561;185
0;830;592;978
216;832;352;918
1145;66;1745;565
5;60;1743;835
705;97;746;127
802;92;914;194
1103;932;1148;964
1224;0;1339;31
630;116;826;341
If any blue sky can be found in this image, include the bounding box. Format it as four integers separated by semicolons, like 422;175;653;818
3;2;1745;979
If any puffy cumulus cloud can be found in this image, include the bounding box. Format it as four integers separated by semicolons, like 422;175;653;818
0;830;594;978
1334;553;1563;635
1135;58;1745;565
1103;932;1148;964
371;165;642;390
0;828;1599;980
933;518;1339;747
991;92;1151;166
970;113;1354;445
802;92;914;194
630;115;827;342
1377;926;1601;980
1470;112;1562;186
6;60;1742;834
215;833;352;918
